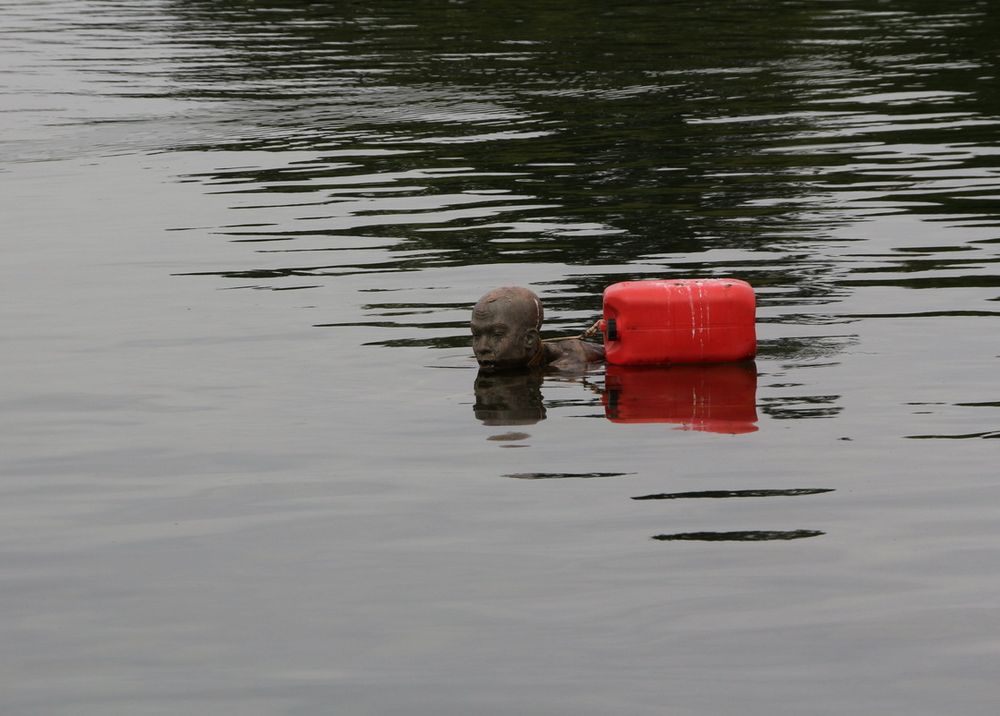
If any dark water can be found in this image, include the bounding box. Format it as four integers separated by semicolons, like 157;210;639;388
3;1;1000;713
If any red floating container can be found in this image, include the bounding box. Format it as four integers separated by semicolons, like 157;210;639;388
600;279;756;365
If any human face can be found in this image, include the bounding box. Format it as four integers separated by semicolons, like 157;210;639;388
471;304;536;372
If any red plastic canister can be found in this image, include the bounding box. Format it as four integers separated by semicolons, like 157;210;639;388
601;279;756;365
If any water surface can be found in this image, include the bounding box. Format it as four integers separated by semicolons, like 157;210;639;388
3;1;1000;714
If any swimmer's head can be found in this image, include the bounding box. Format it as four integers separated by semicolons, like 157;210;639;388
471;286;544;372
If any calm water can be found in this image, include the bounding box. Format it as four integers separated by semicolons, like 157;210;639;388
3;1;1000;713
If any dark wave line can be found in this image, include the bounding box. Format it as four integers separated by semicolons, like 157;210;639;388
506;472;634;480
653;530;825;542
845;310;1000;318
633;488;833;501
906;431;1000;440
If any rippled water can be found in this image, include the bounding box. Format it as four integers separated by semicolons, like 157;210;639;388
3;1;1000;714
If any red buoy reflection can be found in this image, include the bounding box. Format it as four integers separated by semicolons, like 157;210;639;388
602;362;759;434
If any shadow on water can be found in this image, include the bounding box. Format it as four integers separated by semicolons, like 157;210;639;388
603;363;760;434
470;362;835;540
472;363;764;434
470;355;851;449
474;370;546;426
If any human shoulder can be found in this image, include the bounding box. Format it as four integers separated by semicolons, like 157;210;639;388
544;338;605;371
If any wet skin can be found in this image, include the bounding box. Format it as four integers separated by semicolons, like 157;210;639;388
470;303;539;372
541;337;605;372
471;286;605;373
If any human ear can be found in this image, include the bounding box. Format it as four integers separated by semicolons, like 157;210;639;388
523;327;540;352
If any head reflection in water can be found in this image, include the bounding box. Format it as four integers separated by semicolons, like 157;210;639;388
470;286;544;372
473;370;546;426
471;286;605;372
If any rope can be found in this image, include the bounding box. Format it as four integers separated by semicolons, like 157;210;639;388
580;319;603;339
541;319;603;344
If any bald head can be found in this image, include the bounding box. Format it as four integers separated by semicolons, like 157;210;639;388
471;286;544;371
473;286;543;329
